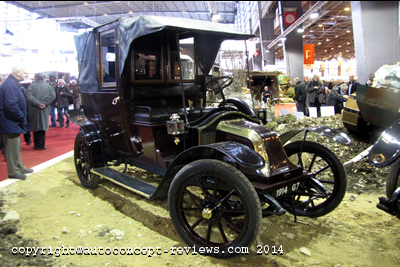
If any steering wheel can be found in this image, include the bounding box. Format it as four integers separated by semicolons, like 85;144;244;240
205;76;234;92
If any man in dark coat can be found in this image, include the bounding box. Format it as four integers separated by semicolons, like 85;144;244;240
306;74;325;117
326;83;349;114
26;73;56;150
293;77;307;115
0;67;33;179
347;75;358;95
56;79;72;128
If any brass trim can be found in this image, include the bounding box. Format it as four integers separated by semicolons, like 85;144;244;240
216;119;270;175
197;111;260;145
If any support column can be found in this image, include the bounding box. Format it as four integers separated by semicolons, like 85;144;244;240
279;1;304;80
260;18;276;66
351;1;400;84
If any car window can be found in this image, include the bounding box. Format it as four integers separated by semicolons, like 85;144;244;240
171;37;195;81
132;34;162;81
100;30;116;87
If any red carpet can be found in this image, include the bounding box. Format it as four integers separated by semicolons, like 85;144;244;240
0;123;80;182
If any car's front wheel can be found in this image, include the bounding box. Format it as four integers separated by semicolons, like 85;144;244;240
168;159;261;258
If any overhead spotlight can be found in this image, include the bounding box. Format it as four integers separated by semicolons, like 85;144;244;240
212;14;220;21
344;7;350;11
297;28;304;33
310;11;319;19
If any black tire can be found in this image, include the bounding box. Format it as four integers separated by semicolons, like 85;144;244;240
386;158;400;198
283;141;346;217
168;159;261;258
74;130;100;189
219;98;256;117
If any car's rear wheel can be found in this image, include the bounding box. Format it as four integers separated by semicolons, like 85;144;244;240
283;141;346;217
168;159;261;258
74;130;100;189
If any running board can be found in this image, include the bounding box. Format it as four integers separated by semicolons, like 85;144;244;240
92;167;157;199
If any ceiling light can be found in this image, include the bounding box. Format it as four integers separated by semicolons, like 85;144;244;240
318;24;323;27
331;47;334;50
346;30;350;33
344;7;350;11
310;12;319;19
128;11;133;14
335;35;339;38
265;49;270;53
281;37;287;41
103;13;108;16
326;38;330;41
212;14;220;21
297;28;304;33
318;42;322;45
338;45;341;48
347;42;350;45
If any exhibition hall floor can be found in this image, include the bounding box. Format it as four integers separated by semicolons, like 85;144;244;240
0;103;296;183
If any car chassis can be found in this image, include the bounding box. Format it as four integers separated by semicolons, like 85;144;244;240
70;15;352;257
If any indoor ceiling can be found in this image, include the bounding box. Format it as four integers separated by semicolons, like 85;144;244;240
5;1;355;61
277;1;355;61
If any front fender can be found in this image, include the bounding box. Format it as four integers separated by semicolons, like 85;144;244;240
152;142;265;200
369;119;400;167
279;126;352;146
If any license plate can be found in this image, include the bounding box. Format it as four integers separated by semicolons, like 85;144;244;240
272;181;301;198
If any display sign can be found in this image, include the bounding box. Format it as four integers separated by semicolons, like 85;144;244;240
303;44;315;65
253;50;260;57
283;11;297;26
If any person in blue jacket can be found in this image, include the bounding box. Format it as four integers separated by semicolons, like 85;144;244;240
0;67;33;179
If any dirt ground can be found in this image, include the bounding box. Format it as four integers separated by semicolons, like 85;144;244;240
1;116;400;266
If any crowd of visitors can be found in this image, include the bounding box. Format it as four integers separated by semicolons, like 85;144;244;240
293;74;361;116
0;67;79;179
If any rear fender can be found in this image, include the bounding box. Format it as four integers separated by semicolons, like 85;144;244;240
279;126;352;147
79;124;107;168
152;142;266;199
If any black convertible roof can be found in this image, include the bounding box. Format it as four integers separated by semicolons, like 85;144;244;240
75;15;254;92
